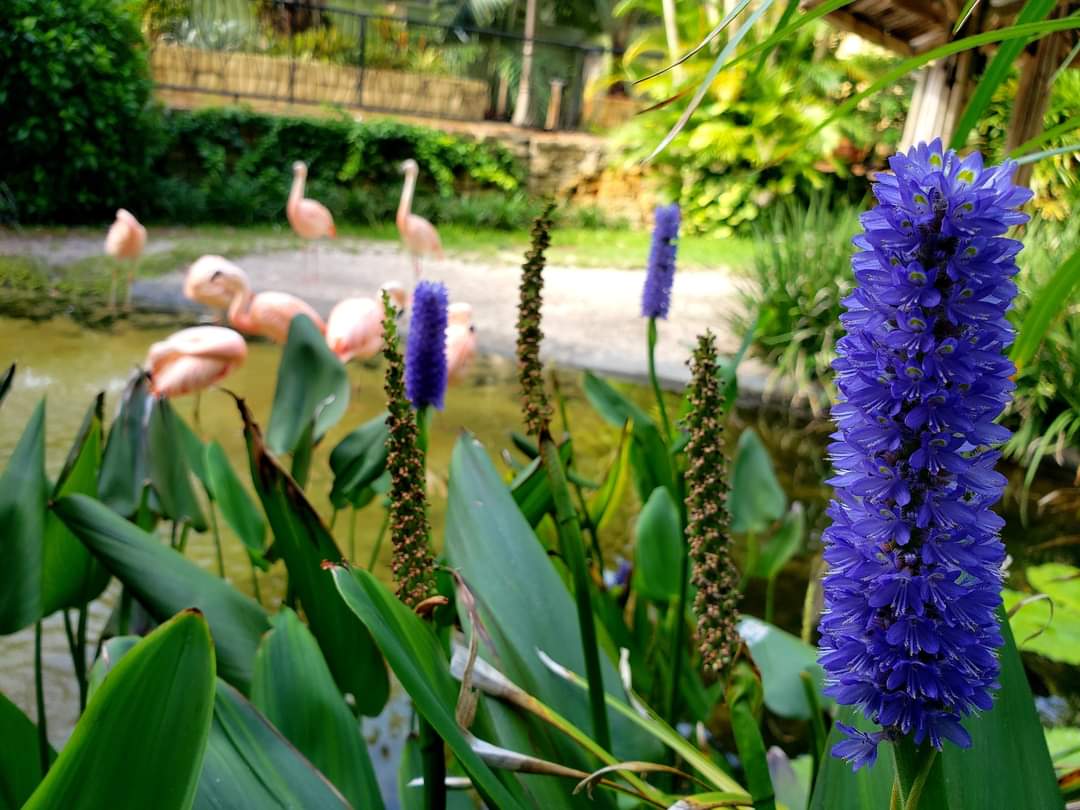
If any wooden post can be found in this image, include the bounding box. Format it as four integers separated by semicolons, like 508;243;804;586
545;79;566;130
496;73;509;119
1006;17;1065;186
511;0;537;126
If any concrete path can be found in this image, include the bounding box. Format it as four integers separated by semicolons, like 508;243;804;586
135;241;769;390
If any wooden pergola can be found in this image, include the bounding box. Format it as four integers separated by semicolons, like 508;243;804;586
804;0;1079;184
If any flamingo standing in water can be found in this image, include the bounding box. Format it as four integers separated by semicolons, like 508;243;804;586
325;281;409;363
104;209;147;311
183;255;251;320
212;268;325;344
445;302;477;384
146;326;247;398
397;159;444;282
287;161;336;278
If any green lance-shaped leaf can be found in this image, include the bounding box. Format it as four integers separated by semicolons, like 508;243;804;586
0;691;54;810
267;314;349;456
0;399;47;634
749;502;805;582
738;617;828;720
41;394;111;613
204;440;268;569
633;486;683;602
53;494;270;692
148;397;208;530
329;411;390;509
509;439;572;527
237;395;389;716
24;610;216;810
808;611;1062;810
583;371;675;504
87;636;350;810
331;566;529;810
726;663;776;810
1012;247;1080;372
252;607;385;809
98;371;152;518
729;428;786;534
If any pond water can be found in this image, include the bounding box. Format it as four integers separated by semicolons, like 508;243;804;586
2;315;1077;801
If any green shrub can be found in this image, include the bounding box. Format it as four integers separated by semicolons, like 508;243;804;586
730;196;861;412
143;108;525;227
0;0;156;223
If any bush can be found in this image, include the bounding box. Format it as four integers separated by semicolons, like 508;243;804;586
0;0;156;223
144;108;526;227
730;196;861;412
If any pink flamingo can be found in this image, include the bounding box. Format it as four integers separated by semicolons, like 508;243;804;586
103;209;147;311
215;271;326;344
288;161;335;278
146;326;247;399
446;302;477;384
183;255;251;319
397;159;444;282
325;282;409;363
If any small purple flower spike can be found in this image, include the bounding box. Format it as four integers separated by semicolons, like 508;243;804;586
641;203;681;319
405;280;449;410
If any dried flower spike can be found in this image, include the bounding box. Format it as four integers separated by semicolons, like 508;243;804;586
685;331;740;677
516;203;555;438
819;141;1032;770
381;291;437;608
405;280;450;411
641;203;680;320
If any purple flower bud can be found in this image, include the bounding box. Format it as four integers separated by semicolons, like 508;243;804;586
641;203;680;319
405;281;449;410
819;140;1032;768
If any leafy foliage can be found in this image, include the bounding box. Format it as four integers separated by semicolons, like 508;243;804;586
0;0;156;223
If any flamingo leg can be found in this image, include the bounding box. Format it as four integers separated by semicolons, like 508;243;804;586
108;262;118;311
124;258;138;312
412;254;422;285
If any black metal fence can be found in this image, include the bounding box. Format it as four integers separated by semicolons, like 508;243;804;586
148;0;614;129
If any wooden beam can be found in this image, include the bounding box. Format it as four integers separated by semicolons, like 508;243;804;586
824;9;917;56
1007;10;1066;186
892;0;949;26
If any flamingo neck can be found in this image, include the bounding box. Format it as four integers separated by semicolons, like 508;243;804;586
397;171;416;229
288;171;306;213
227;286;254;331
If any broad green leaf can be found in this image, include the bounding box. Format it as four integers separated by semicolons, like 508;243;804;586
24;610;215;810
583;371;674;503
267;315;349;456
1004;563;1080;664
444;434;660;763
1046;727;1080;770
238;396;389;716
175;412;209;488
1014;248;1080;371
86;638;350;810
331;567;528;810
730;429;786;534
328;412;389;508
54;494;270;692
97;372;152;517
41;395;110;613
809;613;1062;810
0;399;47;634
750;503;804;581
633;486;683;601
148;398;208;531
198;681;351;810
204;440;267;569
738;617;827;720
252;607;384;809
0;691;54;810
950;0;1057;149
1027;563;1080;613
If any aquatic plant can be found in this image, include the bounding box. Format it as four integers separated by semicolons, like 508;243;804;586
516;202;555;438
819;141;1031;776
382;291;437;608
405;280;449;412
685;331;740;678
641;203;680;320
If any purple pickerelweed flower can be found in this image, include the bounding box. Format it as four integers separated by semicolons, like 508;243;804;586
819;140;1032;770
405;280;449;410
641;203;681;319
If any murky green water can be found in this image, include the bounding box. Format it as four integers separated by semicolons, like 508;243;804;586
2;315;1077;775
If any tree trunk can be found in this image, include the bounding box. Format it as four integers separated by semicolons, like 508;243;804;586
511;0;538;127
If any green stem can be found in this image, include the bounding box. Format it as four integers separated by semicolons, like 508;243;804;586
367;506;390;571
76;604;88;712
419;715;446;810
890;778;901;810
892;739;939;810
540;433;612;751
249;559;263;607
765;575;777;625
62;610;88;713
799;671;826;795
177;522;191;554
550;370;603;561
643;317;669;444
349;507;358;563
742;531;759;590
209;501;226;578
665;479;691;727
118;587;133;636
329;507;339;531
34;621;49;776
